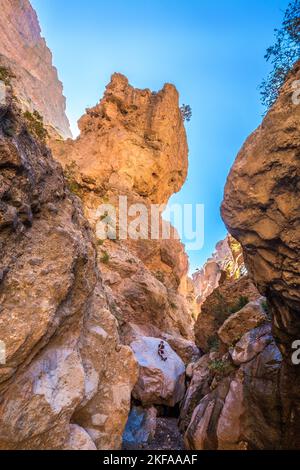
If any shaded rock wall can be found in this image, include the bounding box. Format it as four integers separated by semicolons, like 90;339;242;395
222;61;300;448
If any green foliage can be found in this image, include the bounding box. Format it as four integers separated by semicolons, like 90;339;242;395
97;239;105;246
170;301;178;310
100;251;110;264
0;66;15;86
207;335;220;352
180;104;192;122
260;0;300;109
23;110;48;142
64;161;82;197
261;299;272;320
208;358;234;377
229;296;249;314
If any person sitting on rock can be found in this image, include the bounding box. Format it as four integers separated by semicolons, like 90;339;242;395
158;341;167;361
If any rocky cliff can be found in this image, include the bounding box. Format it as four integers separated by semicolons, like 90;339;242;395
222;61;300;449
0;78;137;450
192;234;245;308
0;0;71;138
51;73;196;341
0;61;199;449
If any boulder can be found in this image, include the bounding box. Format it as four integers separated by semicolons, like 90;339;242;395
131;337;185;407
64;425;97;450
179;354;213;431
185;324;282;450
218;298;267;346
162;333;201;365
194;275;260;352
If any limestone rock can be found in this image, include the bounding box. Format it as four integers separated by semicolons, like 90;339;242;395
185;324;282;450
194;275;260;352
52;72;187;204
192;234;245;308
230;323;273;366
0;0;71;137
50;74;195;341
162;333;201;365
179;354;213;432
222;60;300;448
64;425;97;451
131;337;185;407
218;298;268;347
0;92;136;449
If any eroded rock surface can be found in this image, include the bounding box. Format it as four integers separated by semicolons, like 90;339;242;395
194;275;260;352
192;235;245;308
222;61;300;449
0;86;137;449
131;337;185;407
0;0;71;137
50;73;196;342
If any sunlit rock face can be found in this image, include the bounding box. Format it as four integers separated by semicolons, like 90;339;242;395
50;73;196;341
0;87;137;450
192;234;245;309
194;274;260;353
52;72;188;204
222;61;300;449
0;0;71;138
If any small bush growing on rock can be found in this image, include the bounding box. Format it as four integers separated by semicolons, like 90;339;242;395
261;299;272;320
64;161;83;197
0;66;15;86
229;295;249;314
260;0;300;109
180;104;192;122
207;335;219;352
100;251;110;264
23;110;48;142
208;358;234;377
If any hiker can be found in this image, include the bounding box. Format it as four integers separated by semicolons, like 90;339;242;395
158;341;167;361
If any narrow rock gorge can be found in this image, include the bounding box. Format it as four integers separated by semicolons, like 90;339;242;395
0;0;299;452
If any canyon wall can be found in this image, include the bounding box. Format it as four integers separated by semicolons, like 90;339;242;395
182;62;300;452
0;82;137;449
0;62;198;449
192;234;245;308
0;0;71;138
221;61;300;449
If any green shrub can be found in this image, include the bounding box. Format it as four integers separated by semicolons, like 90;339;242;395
260;0;300;110
229;296;249;314
0;66;15;86
207;335;219;352
100;251;110;264
261;299;272;320
64;161;82;197
208;358;234;377
23;110;48;142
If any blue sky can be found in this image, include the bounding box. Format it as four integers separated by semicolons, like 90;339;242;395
31;0;289;272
